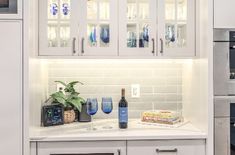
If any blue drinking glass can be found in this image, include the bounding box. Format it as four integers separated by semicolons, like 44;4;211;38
50;3;58;16
86;98;98;130
101;97;113;129
102;97;113;114
62;3;69;16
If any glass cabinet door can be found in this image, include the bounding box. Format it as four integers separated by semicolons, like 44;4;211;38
119;0;157;56
80;0;118;56
158;0;195;57
39;0;78;56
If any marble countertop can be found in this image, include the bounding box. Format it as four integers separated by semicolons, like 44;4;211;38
30;119;207;142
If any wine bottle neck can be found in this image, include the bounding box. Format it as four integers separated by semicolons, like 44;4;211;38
121;88;125;98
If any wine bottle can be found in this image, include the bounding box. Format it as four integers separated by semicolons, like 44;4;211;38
118;88;128;129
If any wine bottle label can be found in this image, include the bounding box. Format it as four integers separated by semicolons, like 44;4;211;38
119;107;128;123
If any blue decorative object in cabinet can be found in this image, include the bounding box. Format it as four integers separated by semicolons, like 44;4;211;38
100;26;110;44
50;3;58;16
62;3;69;15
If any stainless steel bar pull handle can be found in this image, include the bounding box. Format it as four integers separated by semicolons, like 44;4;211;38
156;148;178;153
72;37;76;54
152;38;155;55
117;149;121;155
160;38;163;54
81;37;85;55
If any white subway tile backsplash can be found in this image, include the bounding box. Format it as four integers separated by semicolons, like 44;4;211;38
47;61;183;118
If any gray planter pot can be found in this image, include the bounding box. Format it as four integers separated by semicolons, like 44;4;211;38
78;103;91;122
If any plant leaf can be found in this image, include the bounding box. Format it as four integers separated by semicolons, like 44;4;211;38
55;81;67;87
50;91;66;106
67;97;85;112
68;81;84;86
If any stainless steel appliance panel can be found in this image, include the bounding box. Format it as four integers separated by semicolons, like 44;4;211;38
214;98;230;117
214;41;230;95
215;117;230;155
0;0;17;14
214;29;231;41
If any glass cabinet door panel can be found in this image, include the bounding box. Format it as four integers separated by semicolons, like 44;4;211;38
60;0;70;19
83;0;118;56
164;0;187;49
127;24;137;48
48;23;58;47
160;0;195;56
127;0;137;20
165;23;176;48
126;0;150;49
120;0;156;56
47;0;71;48
165;0;175;21
48;0;59;19
87;0;97;20
87;24;98;47
177;23;186;47
60;22;70;47
99;0;110;20
139;1;149;20
139;23;149;48
100;24;110;47
177;0;187;21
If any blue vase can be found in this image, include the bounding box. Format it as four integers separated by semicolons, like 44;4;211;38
50;3;58;16
100;27;110;44
62;3;69;16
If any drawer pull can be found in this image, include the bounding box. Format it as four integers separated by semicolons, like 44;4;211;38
156;148;178;153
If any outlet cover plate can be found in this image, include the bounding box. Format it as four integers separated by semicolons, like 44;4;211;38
131;84;140;98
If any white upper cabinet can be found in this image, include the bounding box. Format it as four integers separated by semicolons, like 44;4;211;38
214;0;235;28
119;0;157;56
39;0;195;57
80;0;118;56
158;0;195;57
39;0;78;56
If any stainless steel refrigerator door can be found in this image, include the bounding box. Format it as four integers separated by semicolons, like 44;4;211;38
214;42;230;96
215;117;230;155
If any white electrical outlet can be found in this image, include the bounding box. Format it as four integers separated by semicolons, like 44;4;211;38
131;84;140;98
56;83;65;92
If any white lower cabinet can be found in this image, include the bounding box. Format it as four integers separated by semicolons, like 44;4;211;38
127;140;206;155
37;141;126;155
34;140;206;155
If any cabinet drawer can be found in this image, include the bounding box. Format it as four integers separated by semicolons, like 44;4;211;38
38;141;126;155
127;140;205;155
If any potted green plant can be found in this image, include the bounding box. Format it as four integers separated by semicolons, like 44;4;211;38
50;81;88;124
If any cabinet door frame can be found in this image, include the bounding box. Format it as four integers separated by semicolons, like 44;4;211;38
128;140;206;155
119;0;157;57
38;141;126;155
80;0;118;56
39;0;79;56
158;0;195;57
